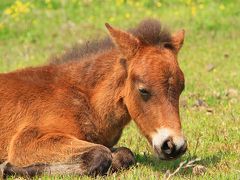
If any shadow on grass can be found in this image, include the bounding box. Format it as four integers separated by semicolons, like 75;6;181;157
135;151;224;175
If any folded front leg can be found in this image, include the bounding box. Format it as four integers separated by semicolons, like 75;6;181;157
6;126;112;177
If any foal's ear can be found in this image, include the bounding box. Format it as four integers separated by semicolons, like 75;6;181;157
105;23;140;58
171;29;185;53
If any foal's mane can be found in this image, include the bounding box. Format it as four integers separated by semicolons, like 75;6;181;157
51;19;172;64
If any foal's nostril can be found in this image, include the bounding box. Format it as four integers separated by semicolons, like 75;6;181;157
161;139;175;155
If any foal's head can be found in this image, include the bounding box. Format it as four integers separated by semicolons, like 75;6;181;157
106;20;187;160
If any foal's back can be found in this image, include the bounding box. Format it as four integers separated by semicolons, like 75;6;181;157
0;66;58;160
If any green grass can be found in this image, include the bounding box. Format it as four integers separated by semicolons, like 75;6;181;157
1;0;240;179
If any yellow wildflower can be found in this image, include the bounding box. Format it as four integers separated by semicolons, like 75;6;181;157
156;2;162;8
219;4;225;10
125;13;130;19
116;0;124;6
15;0;31;14
3;8;13;15
199;4;204;9
3;0;32;20
191;5;196;17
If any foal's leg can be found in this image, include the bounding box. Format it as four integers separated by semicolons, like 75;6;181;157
3;148;136;178
7;127;112;177
111;147;135;172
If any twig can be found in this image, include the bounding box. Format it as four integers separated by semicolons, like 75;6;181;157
163;161;187;180
184;158;201;168
163;158;201;180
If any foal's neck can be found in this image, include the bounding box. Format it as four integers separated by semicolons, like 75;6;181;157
60;50;126;91
59;50;131;147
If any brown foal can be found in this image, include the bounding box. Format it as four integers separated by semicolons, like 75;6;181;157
0;19;187;177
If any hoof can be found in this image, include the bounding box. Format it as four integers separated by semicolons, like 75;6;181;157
111;147;135;172
81;146;112;176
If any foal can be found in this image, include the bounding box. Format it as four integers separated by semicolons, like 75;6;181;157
0;19;187;177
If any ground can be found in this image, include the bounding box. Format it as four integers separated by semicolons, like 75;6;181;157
0;0;239;179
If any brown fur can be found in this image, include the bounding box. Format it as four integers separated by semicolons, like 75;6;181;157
0;19;186;177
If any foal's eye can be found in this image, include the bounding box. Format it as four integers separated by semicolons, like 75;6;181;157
138;88;151;101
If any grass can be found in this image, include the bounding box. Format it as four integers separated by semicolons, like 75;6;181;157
1;0;240;179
